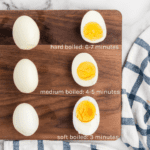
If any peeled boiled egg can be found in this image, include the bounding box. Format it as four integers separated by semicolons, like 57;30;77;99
13;15;40;50
81;10;107;43
73;96;100;135
72;53;98;87
13;103;39;136
13;59;38;93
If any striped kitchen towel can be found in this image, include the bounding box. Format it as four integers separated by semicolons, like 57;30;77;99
4;140;117;150
121;26;150;150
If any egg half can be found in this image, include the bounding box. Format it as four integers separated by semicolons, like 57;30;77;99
73;96;100;135
13;15;40;50
13;103;39;136
13;59;39;93
72;53;98;87
81;10;107;43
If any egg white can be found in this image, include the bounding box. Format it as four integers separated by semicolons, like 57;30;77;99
72;53;98;87
13;59;39;93
13;103;39;136
73;96;100;135
81;10;107;43
13;15;40;50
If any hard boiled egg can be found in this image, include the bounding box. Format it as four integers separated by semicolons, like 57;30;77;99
72;53;98;87
13;59;38;93
73;96;100;135
81;10;107;43
13;15;40;50
13;103;39;136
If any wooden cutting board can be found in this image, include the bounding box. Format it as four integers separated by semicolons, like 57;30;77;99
0;10;122;140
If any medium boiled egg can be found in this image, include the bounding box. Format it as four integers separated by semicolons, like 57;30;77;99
13;59;38;93
13;15;40;50
73;96;100;135
72;53;98;87
13;103;39;136
81;10;107;43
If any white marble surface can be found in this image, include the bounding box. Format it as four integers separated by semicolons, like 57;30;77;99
0;0;150;149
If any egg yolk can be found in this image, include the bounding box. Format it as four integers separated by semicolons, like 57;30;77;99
83;22;103;41
77;61;96;80
76;100;96;122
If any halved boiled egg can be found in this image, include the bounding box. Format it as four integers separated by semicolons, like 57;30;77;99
73;96;100;135
72;53;98;87
81;10;107;43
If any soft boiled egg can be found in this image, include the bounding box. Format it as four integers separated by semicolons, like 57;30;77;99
73;96;100;135
81;10;107;43
13;59;38;93
13;15;40;50
13;103;39;136
72;53;98;87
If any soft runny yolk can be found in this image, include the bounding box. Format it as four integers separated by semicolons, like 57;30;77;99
83;22;103;41
76;100;96;122
77;61;96;81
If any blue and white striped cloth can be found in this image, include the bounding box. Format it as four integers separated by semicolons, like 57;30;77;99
121;26;150;150
4;141;117;150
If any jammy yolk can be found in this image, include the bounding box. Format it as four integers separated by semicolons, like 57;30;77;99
83;22;103;41
76;100;96;122
77;61;96;81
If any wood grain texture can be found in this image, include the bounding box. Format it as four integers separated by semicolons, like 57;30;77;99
0;10;122;140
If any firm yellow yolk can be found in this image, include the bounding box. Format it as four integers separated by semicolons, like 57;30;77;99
76;100;96;122
83;22;103;41
77;61;96;81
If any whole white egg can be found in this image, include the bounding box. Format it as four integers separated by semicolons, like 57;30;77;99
13;15;40;50
72;53;98;87
13;59;38;93
81;10;107;43
73;96;100;135
13;103;39;136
